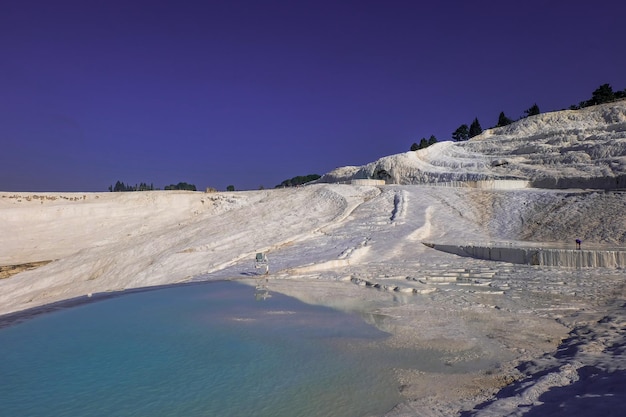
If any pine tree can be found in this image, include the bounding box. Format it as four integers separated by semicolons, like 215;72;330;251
112;180;126;192
452;124;469;141
524;103;540;117
496;111;513;127
469;118;482;138
428;135;438;146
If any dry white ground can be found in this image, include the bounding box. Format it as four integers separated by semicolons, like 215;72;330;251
1;102;625;416
1;184;624;416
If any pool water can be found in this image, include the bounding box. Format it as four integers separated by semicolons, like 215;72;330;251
0;281;403;417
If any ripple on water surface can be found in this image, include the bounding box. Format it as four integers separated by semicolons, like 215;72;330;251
0;281;403;417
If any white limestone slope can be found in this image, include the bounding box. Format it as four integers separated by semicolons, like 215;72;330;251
1;185;625;417
0;186;372;316
1;101;625;417
318;101;626;189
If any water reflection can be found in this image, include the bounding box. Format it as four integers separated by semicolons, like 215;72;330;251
254;276;272;301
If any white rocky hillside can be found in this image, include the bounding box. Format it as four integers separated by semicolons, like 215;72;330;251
2;102;626;417
318;101;626;189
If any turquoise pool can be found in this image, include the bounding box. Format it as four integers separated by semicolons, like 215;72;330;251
0;281;402;417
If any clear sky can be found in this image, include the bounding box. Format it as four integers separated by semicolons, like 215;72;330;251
2;0;625;192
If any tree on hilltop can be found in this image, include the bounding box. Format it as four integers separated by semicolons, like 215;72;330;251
589;83;615;106
496;111;513;127
570;84;624;109
411;135;437;151
523;103;541;118
452;124;469;141
469;118;482;138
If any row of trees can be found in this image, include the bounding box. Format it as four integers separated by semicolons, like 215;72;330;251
450;103;541;143
412;83;623;148
275;174;321;188
164;182;197;191
109;181;155;192
109;181;197;192
410;135;438;151
411;104;538;148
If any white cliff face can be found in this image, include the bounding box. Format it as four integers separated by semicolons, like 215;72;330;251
319;101;626;188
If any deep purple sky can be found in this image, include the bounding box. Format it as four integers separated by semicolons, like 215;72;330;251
2;0;625;191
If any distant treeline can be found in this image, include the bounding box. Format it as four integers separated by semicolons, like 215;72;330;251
164;182;197;191
275;174;321;188
109;181;196;192
411;83;626;149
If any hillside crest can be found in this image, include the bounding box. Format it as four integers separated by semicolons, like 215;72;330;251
319;101;626;189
